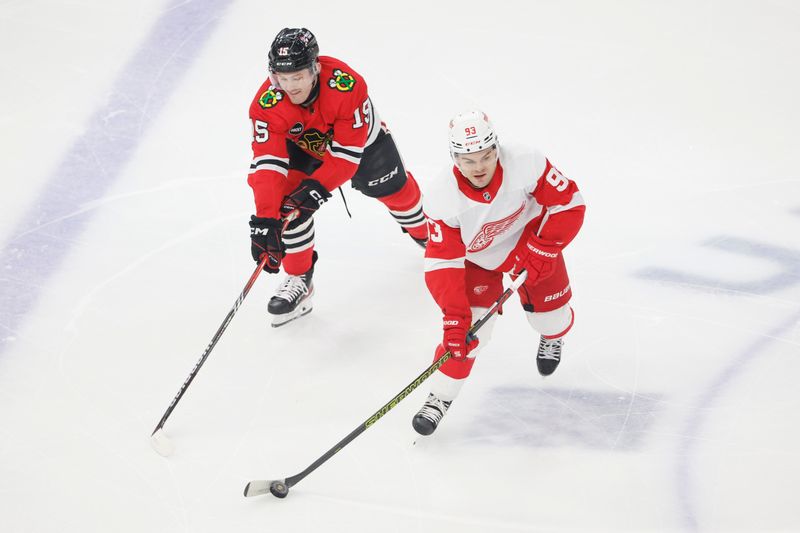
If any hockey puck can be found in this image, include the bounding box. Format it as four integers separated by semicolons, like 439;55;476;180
270;480;289;498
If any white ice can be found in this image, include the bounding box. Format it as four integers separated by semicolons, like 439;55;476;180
1;1;799;532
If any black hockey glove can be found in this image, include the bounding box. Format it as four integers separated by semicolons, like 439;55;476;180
280;179;332;226
249;216;285;273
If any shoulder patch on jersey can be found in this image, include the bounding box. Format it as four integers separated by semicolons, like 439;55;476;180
328;69;356;92
258;87;283;109
289;122;303;136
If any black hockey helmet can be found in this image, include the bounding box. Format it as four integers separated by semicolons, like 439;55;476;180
268;28;319;73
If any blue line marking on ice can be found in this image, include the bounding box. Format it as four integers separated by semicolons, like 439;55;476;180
637;236;800;294
0;0;234;354
676;310;800;530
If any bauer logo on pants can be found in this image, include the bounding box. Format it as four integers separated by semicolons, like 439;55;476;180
544;284;571;302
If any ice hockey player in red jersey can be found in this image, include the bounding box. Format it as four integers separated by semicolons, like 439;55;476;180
412;110;586;436
247;28;428;326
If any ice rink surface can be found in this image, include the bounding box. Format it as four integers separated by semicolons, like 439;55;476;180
1;1;799;531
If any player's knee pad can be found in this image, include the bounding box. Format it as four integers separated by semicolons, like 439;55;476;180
525;303;574;338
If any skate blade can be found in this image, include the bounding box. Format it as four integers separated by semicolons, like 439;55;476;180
270;301;313;328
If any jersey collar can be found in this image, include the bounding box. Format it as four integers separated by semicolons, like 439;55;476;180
453;162;504;203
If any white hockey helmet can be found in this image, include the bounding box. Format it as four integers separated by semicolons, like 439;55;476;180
448;110;498;157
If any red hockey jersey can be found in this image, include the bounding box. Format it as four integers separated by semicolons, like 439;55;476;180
247;56;382;218
423;145;585;319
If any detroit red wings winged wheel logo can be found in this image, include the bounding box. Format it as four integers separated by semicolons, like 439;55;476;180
467;203;526;252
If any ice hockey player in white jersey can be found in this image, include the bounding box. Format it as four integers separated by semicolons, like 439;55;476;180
412;110;586;436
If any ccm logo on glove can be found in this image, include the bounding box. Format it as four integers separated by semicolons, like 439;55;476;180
249;216;285;273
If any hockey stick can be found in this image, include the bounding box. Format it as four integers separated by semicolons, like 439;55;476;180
243;269;528;499
149;254;270;456
150;217;293;457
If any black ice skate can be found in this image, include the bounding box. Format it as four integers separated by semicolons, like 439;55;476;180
412;393;452;436
537;336;563;376
268;267;314;327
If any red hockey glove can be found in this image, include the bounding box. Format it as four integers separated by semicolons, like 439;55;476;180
249;216;285;273
442;314;479;360
280;179;332;226
513;234;561;284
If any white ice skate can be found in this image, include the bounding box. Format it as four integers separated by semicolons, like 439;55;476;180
412;393;452;436
268;270;314;327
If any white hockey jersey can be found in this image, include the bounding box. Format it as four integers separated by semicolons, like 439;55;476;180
423;144;585;318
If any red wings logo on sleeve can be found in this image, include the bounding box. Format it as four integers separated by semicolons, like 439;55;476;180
467;202;526;252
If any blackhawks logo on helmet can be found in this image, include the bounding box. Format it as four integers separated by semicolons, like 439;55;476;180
258;87;283;109
328;69;356;92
